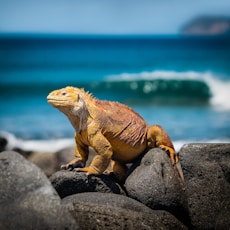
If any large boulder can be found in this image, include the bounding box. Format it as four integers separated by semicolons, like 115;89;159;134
125;148;189;226
179;143;230;230
0;151;79;230
62;192;188;230
50;170;125;198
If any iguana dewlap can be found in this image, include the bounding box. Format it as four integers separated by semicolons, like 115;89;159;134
47;86;184;183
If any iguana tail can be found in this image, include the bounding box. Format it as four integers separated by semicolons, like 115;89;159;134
147;124;184;184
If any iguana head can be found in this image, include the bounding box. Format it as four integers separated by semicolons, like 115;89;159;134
47;86;86;116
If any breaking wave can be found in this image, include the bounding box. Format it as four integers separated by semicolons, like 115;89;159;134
95;70;230;110
1;70;230;110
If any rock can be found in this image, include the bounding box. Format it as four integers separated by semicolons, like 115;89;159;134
0;136;7;151
28;151;58;176
55;147;76;168
179;143;230;230
125;148;189;226
215;201;230;230
27;147;95;177
50;170;126;198
26;147;75;177
0;151;79;230
56;146;95;168
157;210;188;230
62;192;188;230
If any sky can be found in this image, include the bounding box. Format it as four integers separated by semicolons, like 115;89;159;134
0;0;230;35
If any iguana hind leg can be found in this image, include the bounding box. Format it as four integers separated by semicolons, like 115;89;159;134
147;125;184;183
105;160;127;184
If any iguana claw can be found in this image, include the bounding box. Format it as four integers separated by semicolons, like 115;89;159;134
61;159;85;171
73;166;100;175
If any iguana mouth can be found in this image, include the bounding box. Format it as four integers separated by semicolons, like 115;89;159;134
47;98;67;106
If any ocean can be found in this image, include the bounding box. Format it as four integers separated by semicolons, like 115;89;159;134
0;34;230;152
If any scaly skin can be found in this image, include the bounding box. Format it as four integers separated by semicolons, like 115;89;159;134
47;86;184;183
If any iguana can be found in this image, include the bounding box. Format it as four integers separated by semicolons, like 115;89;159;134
47;86;184;183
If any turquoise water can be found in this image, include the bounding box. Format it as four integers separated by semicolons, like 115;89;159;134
0;35;230;146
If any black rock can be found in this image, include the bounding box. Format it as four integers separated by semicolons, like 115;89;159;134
179;143;230;230
50;170;126;198
0;151;79;230
0;136;7;151
125;148;189;226
62;192;188;230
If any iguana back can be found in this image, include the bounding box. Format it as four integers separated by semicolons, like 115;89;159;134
94;100;148;148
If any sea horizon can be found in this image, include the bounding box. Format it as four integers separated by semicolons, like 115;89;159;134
1;31;230;39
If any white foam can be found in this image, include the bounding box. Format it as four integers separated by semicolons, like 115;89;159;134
1;131;229;154
107;70;210;81
173;139;230;152
206;76;230;110
0;131;74;152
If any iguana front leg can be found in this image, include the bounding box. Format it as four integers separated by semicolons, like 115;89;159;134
74;131;112;175
61;133;89;170
147;125;184;183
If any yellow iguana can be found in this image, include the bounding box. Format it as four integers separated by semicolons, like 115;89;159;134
47;86;184;183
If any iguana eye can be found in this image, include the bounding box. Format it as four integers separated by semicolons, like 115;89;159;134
61;92;67;96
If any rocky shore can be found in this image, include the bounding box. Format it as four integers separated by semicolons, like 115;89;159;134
0;143;230;229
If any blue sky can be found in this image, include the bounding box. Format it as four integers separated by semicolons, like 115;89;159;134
0;0;230;34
